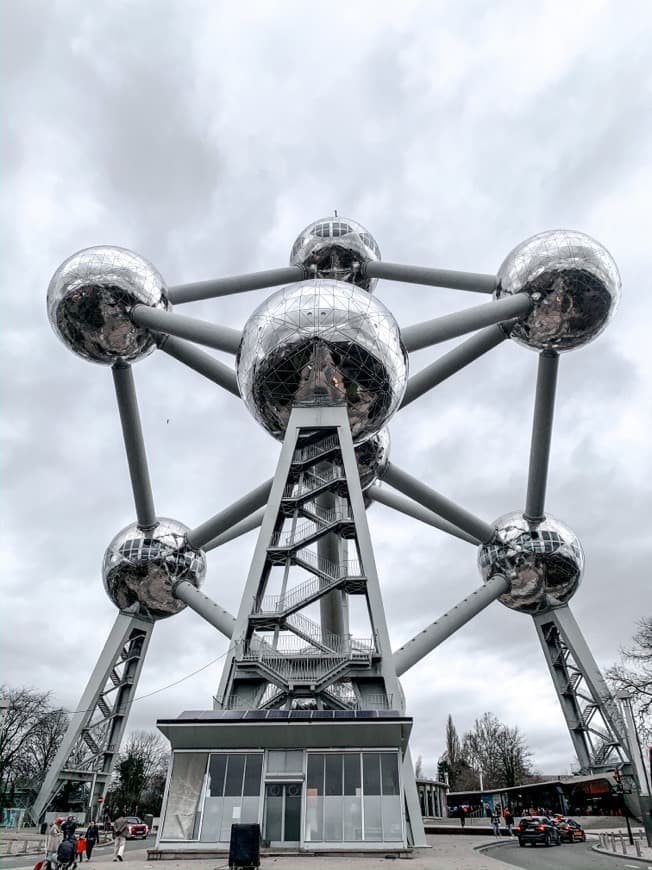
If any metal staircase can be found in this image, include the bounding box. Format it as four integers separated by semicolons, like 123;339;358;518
216;407;399;713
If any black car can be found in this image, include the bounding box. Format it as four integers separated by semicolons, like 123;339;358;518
516;816;562;847
554;817;586;842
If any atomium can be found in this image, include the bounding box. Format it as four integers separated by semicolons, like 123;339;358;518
495;229;620;352
237;280;407;443
478;512;584;614
290;216;381;292
47;245;169;364
102;518;206;620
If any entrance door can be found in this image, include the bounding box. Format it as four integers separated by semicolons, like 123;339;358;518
264;783;302;844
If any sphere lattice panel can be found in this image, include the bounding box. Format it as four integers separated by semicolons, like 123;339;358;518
495;229;620;352
290;217;381;292
356;427;390;491
103;518;206;620
237;280;408;443
478;512;584;614
47;246;169;364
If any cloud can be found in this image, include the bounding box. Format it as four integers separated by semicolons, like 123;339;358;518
1;0;649;782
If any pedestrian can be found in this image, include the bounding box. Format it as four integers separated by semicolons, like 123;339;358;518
76;833;86;863
112;814;129;862
44;817;63;869
505;808;515;837
491;811;501;837
458;806;466;828
62;816;77;839
85;820;100;861
56;836;77;870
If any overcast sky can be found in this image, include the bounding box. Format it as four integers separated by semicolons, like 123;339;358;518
2;0;650;780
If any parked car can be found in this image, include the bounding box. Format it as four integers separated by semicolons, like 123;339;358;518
553;817;586;842
124;817;149;839
516;816;562;847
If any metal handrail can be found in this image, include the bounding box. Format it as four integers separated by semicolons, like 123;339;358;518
283;466;345;498
293;434;340;464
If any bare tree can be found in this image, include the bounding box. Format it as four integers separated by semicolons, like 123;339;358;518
606;616;652;748
462;712;534;790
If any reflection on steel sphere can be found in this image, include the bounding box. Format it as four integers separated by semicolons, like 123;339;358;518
478;512;584;614
47;246;169;364
290;216;381;292
495;229;620;352
237;280;407;443
103;518;206;620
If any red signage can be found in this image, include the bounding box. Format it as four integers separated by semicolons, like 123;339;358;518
97;796;104;803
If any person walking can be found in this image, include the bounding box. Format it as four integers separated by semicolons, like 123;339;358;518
61;816;77;840
458;806;466;828
112;815;129;862
44;817;63;869
504;808;515;837
491;811;501;837
76;833;86;863
85;821;100;861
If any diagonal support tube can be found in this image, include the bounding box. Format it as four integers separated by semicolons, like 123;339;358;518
159;335;240;397
401;293;531;352
393;574;509;676
367;485;479;545
524;351;559;521
400;324;509;408
187;479;273;550
383;463;496;545
173;580;236;639
364;260;496;293
168;265;305;305
204;507;265;551
131;305;242;354
112;364;157;530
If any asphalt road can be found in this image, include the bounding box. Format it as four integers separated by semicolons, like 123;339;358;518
489;839;652;870
0;839;148;870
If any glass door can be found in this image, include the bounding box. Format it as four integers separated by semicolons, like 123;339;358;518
264;783;302;845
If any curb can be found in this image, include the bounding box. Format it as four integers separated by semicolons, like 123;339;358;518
592;843;652;865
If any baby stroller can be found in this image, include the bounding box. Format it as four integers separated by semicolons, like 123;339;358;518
55;837;77;870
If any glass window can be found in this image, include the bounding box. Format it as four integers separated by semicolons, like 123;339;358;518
343;753;361;795
266;750;302;773
304;751;402;844
224;754;245;796
243;754;263;796
161;752;207;840
363;753;381;795
200;753;263;842
381;754;399;796
307;753;324;794
325;754;342;796
208;754;226;797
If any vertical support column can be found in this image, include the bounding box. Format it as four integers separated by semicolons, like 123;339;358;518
31;612;154;822
533;605;628;774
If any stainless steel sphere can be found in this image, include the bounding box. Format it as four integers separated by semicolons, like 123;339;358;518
237;280;408;443
356;428;390;491
290;217;381;292
102;518;206;620
478;512;584;614
495;230;620;351
47;246;169;364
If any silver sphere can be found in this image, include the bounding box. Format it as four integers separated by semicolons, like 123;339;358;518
102;518;206;620
478;512;584;614
495;230;620;351
356;428;390;491
47;246;169;364
290;217;381;292
237;280;408;443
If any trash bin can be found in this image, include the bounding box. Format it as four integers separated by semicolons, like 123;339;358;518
228;823;260;868
40;822;48;835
